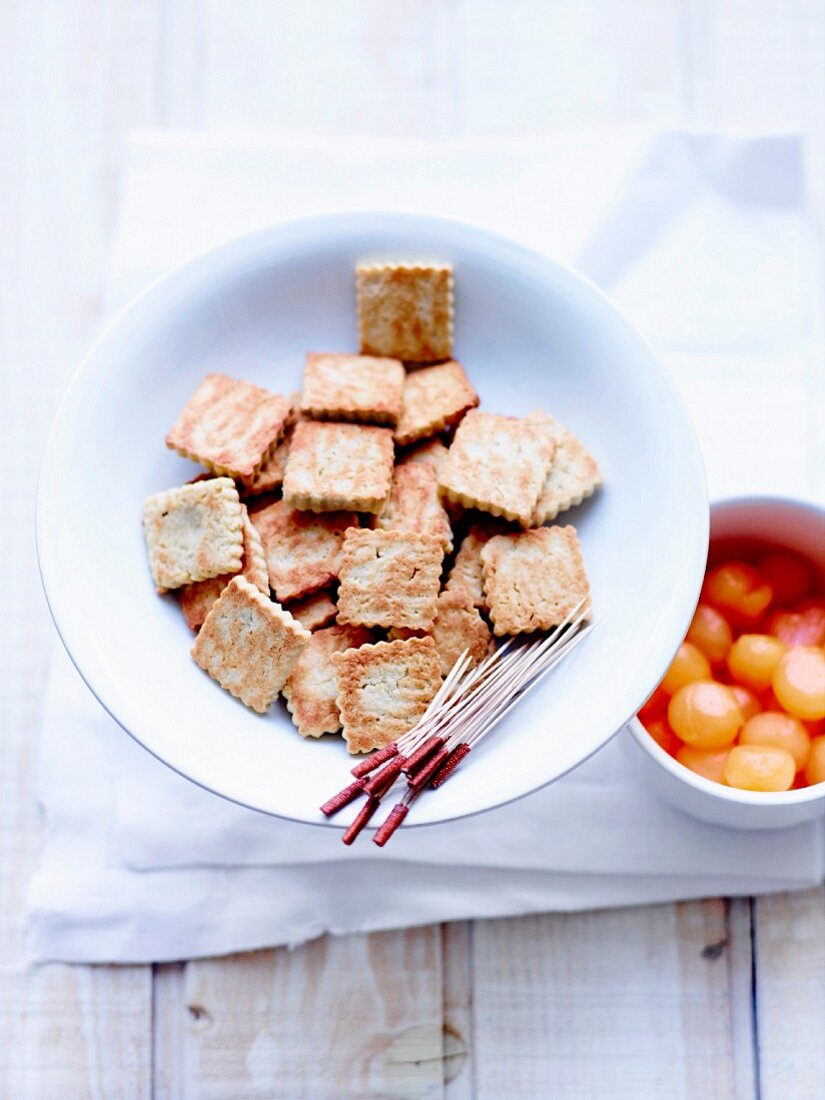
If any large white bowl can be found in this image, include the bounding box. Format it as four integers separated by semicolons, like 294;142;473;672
628;495;825;830
37;212;708;827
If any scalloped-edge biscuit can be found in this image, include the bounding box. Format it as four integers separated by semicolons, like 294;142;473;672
166;373;292;480
438;410;556;527
191;576;310;712
394;360;478;445
481;525;590;636
282;420;394;514
239;394;302;496
248;498;358;603
301;353;405;425
445;520;511;609
282;624;373;738
357;262;453;363
143;477;243;592
397;438;450;476
332;637;443;753
178;504;269;630
388;590;494;675
527;410;603;523
375;463;453;553
285;589;338;632
337;528;444;631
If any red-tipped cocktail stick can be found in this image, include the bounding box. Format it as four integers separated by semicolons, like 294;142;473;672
402;734;444;775
407;745;452;791
341;796;382;845
320;777;366;818
429;742;471;788
350;742;399;778
373;803;409;847
363;755;407;798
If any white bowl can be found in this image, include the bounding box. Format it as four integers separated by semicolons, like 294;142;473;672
37;212;708;827
627;495;825;830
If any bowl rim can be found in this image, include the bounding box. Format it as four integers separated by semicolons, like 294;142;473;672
36;209;711;826
630;490;825;809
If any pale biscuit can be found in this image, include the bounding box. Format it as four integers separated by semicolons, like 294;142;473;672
143;477;243;592
337;528;444;630
429;589;495;675
527;410;602;523
282;420;394;514
285;590;338;632
445;520;510;609
397;438;450;476
301;353;405;425
438;410;556;527
394;360;478;445
357;262;453;363
282;624;372;738
166;373;292;480
481;525;590;636
239;395;302;496
191;576;310;713
375;463;453;553
178;505;269;631
248;499;358;603
332;637;443;753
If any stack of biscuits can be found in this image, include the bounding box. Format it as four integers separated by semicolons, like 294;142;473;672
142;262;601;753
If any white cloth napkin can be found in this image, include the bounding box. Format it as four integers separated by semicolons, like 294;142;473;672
27;129;824;963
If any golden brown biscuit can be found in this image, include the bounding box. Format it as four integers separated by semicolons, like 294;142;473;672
438;410;556;527
357;262;453;363
337;528;444;631
397;438;450;476
166;373;291;479
142;477;243;592
332;637;442;753
248;499;357;603
301;353;405;425
191;576;310;712
428;589;495;675
284;590;338;632
445;520;510;609
282;420;394;514
282;624;372;738
394;360;478;445
527;410;602;523
178;504;269;630
481;525;590;636
375;463;453;552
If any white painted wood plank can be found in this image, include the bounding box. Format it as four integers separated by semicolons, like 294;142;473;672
755;886;825;1100
442;922;474;1099
470;901;753;1099
153;929;447;1100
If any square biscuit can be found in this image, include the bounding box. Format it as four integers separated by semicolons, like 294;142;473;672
248;499;358;603
143;477;243;592
282;623;372;738
301;353;405;425
332;637;443;754
166;373;292;480
178;504;269;631
397;437;450;476
284;589;338;632
357;262;453;363
337;528;444;631
481;525;590;636
375;463;453;553
239;395;302;496
527;410;602;523
394;360;478;445
428;589;495;676
192;575;310;713
282;420;394;514
438;410;556;527
445;520;510;609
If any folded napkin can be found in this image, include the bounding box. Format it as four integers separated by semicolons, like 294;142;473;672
28;129;824;963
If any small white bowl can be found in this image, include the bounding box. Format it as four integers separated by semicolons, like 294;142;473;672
627;495;825;830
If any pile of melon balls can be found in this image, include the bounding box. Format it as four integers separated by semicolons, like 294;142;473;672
639;550;825;792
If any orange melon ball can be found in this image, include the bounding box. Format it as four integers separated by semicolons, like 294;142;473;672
645;718;681;756
676;745;729;783
759;551;812;605
728;684;762;721
726;634;787;692
723;745;795;792
668;681;743;748
739;711;810;771
703;561;773;627
768;602;825;647
804;737;825;786
661;642;711;695
686;603;733;664
772;647;825;721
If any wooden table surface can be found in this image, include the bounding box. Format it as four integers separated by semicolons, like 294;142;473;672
1;2;823;1097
